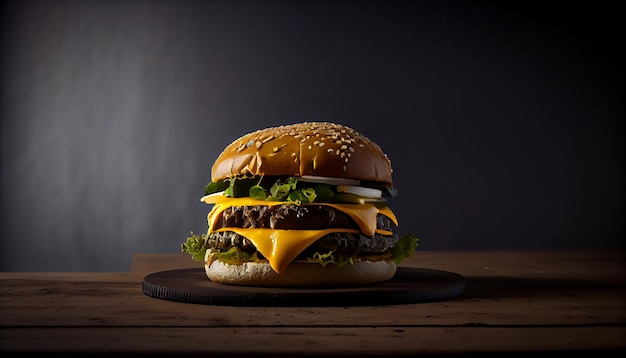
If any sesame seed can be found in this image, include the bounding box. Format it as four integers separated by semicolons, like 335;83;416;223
342;165;347;171
272;146;279;152
318;142;325;147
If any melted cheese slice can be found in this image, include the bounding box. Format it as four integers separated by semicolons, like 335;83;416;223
214;227;358;273
201;194;399;274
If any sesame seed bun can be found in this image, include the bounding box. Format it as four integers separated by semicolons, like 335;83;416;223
205;259;397;287
211;122;393;187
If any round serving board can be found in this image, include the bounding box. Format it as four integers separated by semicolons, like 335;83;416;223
142;267;465;307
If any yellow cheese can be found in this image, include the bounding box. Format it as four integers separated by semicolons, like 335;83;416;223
214;227;360;273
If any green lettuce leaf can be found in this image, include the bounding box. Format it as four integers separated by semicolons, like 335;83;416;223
181;232;208;262
206;246;263;265
392;233;419;264
203;175;394;205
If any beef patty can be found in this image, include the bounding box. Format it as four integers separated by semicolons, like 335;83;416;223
207;204;398;258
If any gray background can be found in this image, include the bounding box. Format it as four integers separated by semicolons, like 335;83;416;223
1;0;623;272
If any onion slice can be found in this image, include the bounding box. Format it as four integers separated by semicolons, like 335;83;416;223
336;185;382;198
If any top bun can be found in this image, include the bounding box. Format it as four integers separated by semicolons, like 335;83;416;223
211;122;393;186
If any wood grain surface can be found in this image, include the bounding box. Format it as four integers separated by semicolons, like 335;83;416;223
1;250;625;355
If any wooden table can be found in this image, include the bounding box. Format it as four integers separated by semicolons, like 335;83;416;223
1;250;625;355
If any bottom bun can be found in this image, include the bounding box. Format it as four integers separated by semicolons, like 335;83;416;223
205;260;397;287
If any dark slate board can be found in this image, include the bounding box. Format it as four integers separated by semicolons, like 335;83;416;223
142;267;465;307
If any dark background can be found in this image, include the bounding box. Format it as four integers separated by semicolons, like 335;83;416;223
1;0;623;271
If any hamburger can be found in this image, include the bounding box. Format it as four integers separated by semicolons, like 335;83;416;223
182;122;418;287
